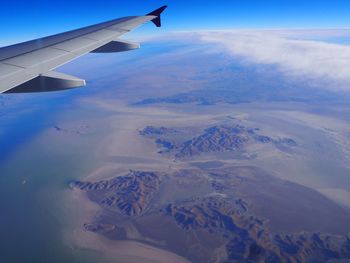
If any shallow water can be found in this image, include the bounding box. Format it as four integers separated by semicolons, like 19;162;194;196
0;87;112;263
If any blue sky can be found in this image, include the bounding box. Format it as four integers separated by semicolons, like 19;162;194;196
2;0;350;45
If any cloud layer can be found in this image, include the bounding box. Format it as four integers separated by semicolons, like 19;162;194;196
198;30;350;90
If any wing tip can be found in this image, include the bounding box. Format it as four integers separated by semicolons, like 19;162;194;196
147;5;168;16
147;5;168;27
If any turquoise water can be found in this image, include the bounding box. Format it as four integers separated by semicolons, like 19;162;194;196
0;88;110;263
0;152;100;263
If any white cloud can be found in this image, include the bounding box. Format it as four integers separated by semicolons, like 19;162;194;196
198;30;350;90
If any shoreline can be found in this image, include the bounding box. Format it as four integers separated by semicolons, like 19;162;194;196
65;188;191;263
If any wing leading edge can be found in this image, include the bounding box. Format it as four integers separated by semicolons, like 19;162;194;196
0;5;167;94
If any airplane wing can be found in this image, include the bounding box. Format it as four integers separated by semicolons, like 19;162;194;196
0;6;167;93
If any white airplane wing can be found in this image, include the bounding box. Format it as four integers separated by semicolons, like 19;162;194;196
0;6;167;93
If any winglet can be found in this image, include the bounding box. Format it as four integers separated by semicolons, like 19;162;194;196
147;5;167;27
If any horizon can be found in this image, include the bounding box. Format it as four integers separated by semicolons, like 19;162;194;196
3;0;350;46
